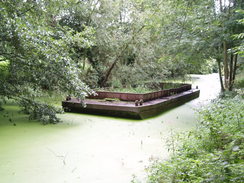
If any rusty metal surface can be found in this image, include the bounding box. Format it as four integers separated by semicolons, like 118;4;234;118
62;89;200;119
87;83;192;102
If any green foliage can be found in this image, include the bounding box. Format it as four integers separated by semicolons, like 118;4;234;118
18;98;62;125
147;0;243;90
234;72;244;89
59;0;190;87
233;9;244;56
112;62;170;88
188;59;218;74
0;60;9;79
146;97;244;183
0;0;96;122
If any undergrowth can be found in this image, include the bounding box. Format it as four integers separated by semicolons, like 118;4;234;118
145;96;244;183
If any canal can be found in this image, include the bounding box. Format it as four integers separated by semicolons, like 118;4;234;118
0;74;220;183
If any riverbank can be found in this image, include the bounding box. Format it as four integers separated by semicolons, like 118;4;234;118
145;96;244;183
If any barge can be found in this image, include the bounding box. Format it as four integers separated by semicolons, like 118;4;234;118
62;83;200;119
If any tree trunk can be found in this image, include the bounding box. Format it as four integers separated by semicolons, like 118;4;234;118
99;25;145;87
219;0;223;12
228;54;234;90
99;43;129;87
217;58;225;92
230;54;238;90
223;41;229;90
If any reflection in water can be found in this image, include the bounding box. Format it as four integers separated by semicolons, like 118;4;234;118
0;74;220;183
191;73;220;103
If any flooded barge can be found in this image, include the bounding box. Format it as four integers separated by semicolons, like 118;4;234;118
62;83;200;119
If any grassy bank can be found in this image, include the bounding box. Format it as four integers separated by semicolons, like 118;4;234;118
144;96;244;183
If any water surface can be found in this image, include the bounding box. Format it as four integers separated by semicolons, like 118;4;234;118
0;74;220;183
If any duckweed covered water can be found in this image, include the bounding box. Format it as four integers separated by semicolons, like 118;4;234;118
0;74;220;183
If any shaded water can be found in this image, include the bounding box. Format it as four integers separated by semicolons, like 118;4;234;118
0;74;220;183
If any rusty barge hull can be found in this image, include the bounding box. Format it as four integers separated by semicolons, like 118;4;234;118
62;89;200;119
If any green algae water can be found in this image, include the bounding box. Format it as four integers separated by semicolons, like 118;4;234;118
0;74;220;183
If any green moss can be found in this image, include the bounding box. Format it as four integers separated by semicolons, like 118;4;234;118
103;98;121;101
97;87;155;94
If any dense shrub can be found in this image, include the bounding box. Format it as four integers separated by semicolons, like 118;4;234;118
146;96;244;183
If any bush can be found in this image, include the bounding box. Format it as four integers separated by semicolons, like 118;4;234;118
146;97;244;183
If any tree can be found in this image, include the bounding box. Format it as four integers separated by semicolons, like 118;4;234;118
232;9;244;73
214;0;243;91
59;0;173;87
146;0;244;91
0;0;95;123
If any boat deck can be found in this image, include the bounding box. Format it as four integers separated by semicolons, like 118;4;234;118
62;89;200;119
